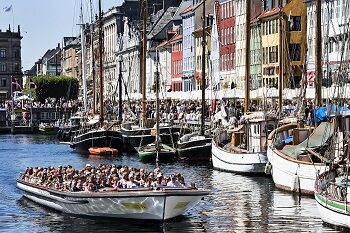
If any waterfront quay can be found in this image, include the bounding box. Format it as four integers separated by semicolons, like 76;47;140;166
0;134;339;232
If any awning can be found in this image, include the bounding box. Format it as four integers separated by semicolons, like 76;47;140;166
281;122;334;159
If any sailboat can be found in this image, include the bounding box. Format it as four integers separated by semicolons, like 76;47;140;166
266;0;331;195
314;112;350;228
138;54;176;163
70;0;124;154
120;3;182;152
211;0;276;174
177;0;212;163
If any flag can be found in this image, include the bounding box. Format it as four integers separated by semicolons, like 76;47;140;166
3;5;12;12
12;78;22;91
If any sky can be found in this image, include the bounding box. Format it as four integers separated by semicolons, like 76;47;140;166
0;0;124;70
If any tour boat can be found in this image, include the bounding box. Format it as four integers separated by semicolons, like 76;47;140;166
177;132;212;162
88;147;118;156
267;122;332;195
16;179;208;221
211;114;276;174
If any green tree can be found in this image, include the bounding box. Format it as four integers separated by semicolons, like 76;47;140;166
33;75;79;102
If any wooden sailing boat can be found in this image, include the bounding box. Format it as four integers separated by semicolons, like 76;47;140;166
70;0;124;154
120;0;182;152
211;0;276;174
177;0;212;162
266;0;330;194
314;111;350;228
138;54;176;163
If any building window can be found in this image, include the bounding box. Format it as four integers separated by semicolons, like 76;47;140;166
289;44;301;61
289;16;301;31
0;49;6;58
0;78;7;87
14;63;20;71
0;63;5;72
336;0;340;18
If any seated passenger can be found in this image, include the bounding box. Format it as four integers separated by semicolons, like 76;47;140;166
126;175;139;188
152;173;167;188
167;174;182;188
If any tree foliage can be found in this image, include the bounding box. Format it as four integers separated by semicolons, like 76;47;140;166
33;75;79;102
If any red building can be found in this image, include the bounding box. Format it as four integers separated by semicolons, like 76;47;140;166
218;0;235;75
169;33;183;92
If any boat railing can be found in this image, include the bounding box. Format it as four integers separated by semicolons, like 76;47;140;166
18;178;199;194
316;178;347;202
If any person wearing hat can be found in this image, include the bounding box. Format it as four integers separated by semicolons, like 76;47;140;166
166;174;182;188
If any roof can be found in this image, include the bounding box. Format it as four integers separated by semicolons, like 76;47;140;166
157;40;171;48
167;34;182;44
180;5;193;15
42;47;61;63
172;0;193;21
147;7;178;40
251;13;262;24
258;7;281;20
63;37;79;49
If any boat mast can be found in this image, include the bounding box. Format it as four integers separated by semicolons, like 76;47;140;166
244;0;251;112
89;0;96;115
278;0;283;111
98;0;104;126
118;57;123;122
155;52;160;151
141;0;148;127
200;0;206;136
315;0;322;106
80;0;88;113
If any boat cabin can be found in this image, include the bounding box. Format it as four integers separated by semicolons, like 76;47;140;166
226;118;276;153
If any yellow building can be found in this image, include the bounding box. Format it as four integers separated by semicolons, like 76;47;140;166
61;37;80;79
260;0;306;89
193;0;214;91
193;27;211;90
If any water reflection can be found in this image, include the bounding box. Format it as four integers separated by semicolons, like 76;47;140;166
0;134;346;232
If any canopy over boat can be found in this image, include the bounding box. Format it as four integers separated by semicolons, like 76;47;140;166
281;122;334;159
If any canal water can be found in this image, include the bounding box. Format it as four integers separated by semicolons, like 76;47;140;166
0;134;343;232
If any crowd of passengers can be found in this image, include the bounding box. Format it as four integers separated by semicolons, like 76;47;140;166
21;164;187;192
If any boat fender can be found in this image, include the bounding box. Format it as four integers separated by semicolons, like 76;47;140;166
291;174;300;192
265;162;272;175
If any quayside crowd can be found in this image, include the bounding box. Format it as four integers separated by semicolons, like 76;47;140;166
20;164;187;192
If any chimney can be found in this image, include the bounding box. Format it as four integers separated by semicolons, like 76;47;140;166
18;25;20;33
57;43;60;49
8;24;11;32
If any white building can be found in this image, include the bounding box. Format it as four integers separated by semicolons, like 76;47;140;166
116;17;141;99
234;0;246;89
157;40;172;98
306;0;350;87
102;7;124;102
210;3;220;90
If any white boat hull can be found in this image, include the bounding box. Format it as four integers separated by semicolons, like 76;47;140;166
315;193;350;228
17;181;207;221
267;146;327;195
211;140;268;174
